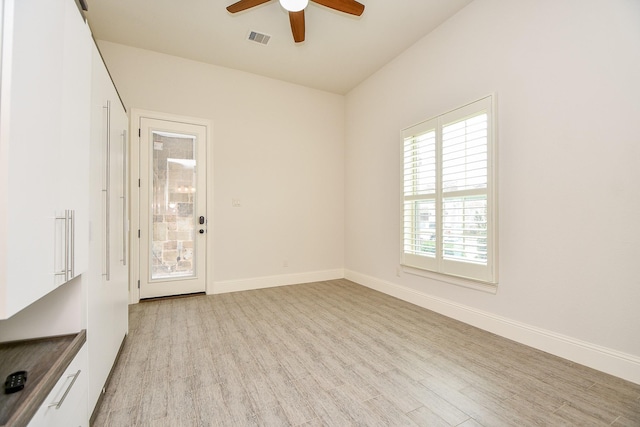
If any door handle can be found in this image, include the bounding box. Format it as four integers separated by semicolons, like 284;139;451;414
199;216;205;225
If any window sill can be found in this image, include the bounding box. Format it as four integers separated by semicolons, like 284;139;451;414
401;264;498;294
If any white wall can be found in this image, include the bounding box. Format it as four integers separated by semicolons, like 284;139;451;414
345;0;640;383
95;0;640;383
97;41;345;292
0;277;84;342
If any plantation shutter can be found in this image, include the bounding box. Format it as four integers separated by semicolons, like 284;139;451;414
401;96;496;284
402;119;437;271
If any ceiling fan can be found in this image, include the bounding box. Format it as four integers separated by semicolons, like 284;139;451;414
226;0;365;43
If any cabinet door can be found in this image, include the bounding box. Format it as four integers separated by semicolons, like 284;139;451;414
0;0;64;318
58;0;91;280
86;43;129;413
28;344;89;427
0;0;92;318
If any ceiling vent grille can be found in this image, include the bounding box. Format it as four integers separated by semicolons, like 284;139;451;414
247;31;271;45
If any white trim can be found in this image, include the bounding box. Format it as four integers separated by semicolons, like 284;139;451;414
401;95;497;284
212;269;345;295
128;109;138;305
345;269;640;385
401;264;497;294
128;109;213;304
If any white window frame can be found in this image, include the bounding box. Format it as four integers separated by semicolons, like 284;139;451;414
401;95;497;287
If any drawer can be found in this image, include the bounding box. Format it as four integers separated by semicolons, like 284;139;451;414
28;344;88;427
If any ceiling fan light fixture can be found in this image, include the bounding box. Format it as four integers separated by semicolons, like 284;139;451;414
279;0;308;12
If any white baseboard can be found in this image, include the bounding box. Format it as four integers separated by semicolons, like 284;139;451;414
211;269;345;295
345;269;640;385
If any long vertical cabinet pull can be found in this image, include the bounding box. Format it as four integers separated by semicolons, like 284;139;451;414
54;212;69;283
103;101;111;280
121;129;127;266
68;209;74;279
54;210;75;283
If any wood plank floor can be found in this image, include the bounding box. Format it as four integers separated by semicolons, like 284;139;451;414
92;279;640;426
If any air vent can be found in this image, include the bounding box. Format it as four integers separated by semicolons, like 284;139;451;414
247;31;271;45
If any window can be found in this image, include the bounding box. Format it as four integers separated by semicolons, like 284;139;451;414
402;96;496;284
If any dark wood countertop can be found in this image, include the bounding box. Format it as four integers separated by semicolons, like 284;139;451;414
0;330;86;427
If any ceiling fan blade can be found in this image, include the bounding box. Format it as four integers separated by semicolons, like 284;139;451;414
311;0;364;16
226;0;271;13
289;10;305;43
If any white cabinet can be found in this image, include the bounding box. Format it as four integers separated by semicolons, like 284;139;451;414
0;1;129;423
59;0;92;281
28;344;89;427
86;43;130;414
0;0;91;319
0;0;129;421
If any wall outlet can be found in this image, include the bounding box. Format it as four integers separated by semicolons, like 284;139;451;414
232;198;241;207
283;260;288;267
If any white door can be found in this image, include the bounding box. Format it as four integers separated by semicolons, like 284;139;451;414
139;118;207;298
87;43;129;413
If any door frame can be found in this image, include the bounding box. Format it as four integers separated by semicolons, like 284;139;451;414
129;109;213;304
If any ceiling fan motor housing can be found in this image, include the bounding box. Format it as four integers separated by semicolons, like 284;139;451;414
226;0;365;43
280;0;308;12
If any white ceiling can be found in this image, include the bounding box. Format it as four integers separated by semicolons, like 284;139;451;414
85;0;473;94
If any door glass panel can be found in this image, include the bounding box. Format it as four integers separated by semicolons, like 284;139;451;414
151;131;197;280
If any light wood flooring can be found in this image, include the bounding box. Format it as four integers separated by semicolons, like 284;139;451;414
92;279;640;426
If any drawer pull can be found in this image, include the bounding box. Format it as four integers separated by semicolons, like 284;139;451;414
48;369;81;409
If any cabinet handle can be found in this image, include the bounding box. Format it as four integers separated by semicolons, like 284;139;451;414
48;369;81;409
54;210;75;282
121;129;127;266
103;101;111;280
64;210;70;283
67;209;75;279
54;212;69;282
